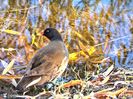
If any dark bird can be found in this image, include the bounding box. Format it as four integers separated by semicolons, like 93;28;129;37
16;28;69;91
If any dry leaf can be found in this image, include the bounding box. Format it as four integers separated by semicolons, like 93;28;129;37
103;65;114;77
0;75;21;79
59;80;83;88
2;59;15;75
1;29;20;35
69;52;79;61
100;76;110;84
87;46;96;55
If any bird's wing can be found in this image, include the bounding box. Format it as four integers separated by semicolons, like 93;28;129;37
25;42;66;77
16;41;68;90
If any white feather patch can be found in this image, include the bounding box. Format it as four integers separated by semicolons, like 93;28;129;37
57;56;68;77
11;79;18;87
26;77;41;88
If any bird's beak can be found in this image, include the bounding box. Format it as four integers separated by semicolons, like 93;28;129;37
36;31;43;36
40;31;50;41
40;31;44;36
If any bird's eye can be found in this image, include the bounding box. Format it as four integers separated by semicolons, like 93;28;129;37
46;29;50;33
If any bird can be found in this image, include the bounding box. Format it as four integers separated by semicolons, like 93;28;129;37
16;28;69;91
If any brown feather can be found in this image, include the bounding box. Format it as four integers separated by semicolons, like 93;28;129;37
16;41;68;90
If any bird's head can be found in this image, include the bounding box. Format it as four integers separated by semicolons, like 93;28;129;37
43;28;63;41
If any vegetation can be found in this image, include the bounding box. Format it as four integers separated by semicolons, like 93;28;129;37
0;0;132;98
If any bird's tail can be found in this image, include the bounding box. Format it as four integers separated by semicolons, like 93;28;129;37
16;76;39;91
